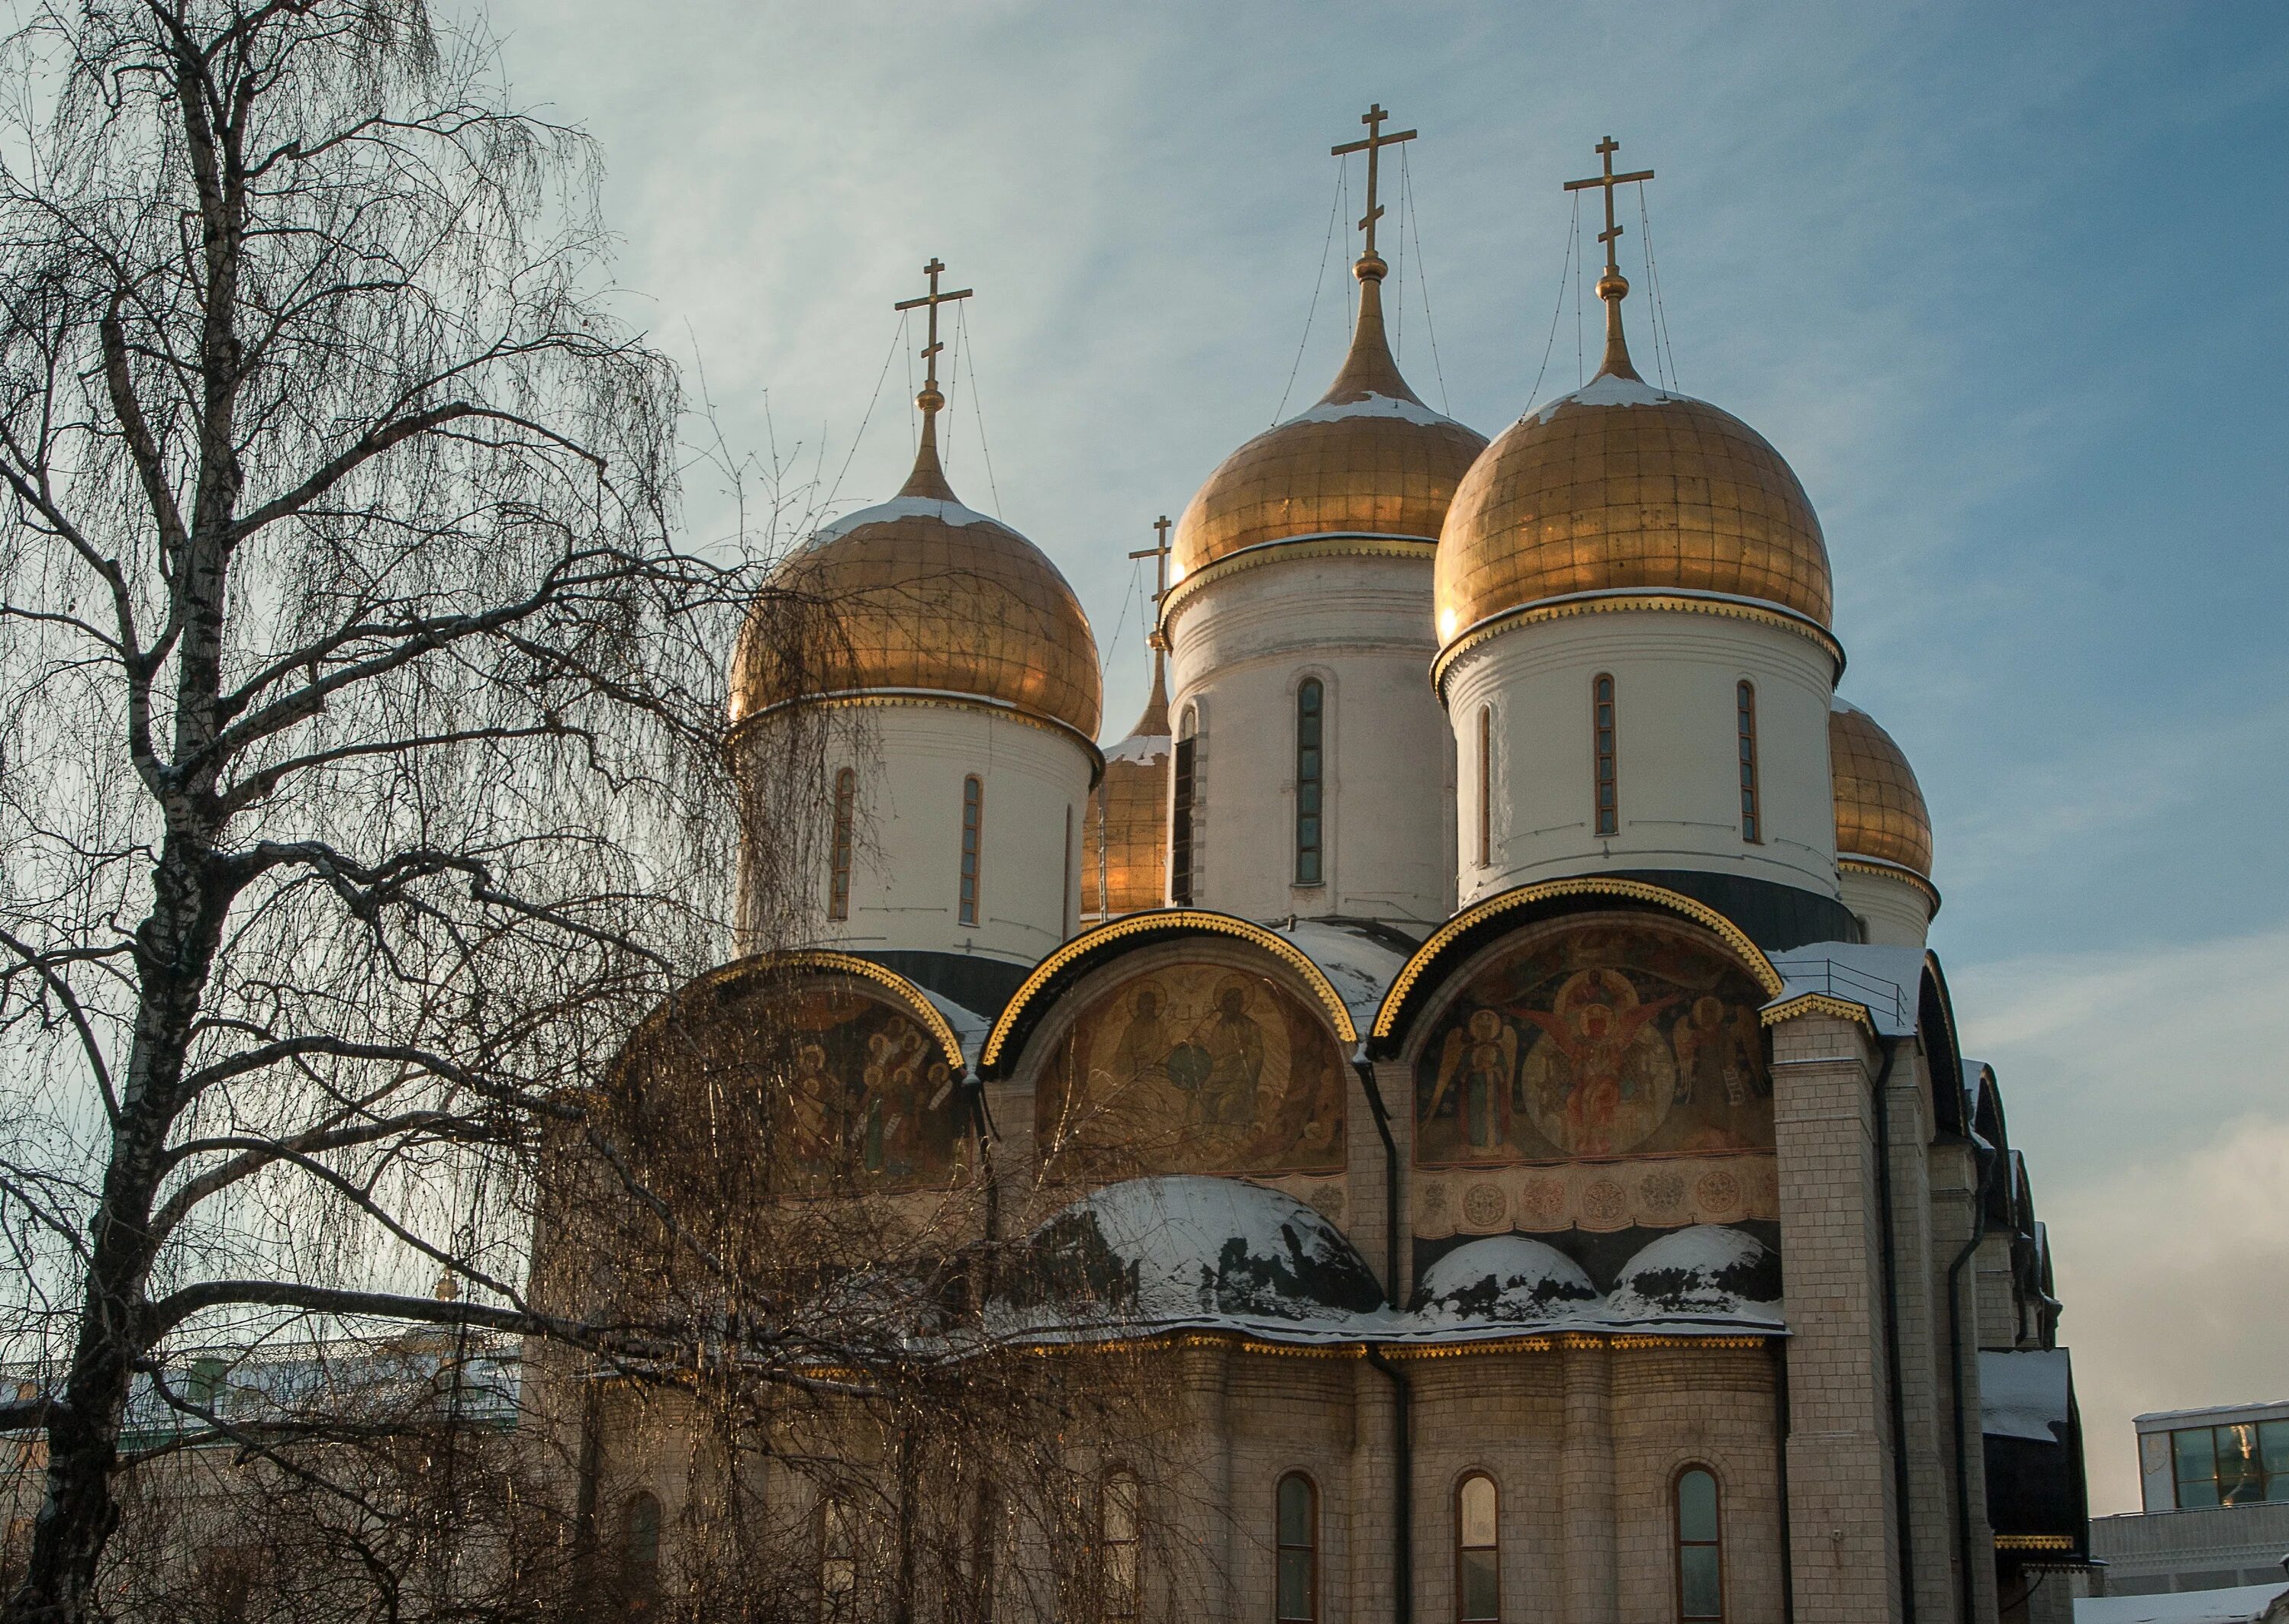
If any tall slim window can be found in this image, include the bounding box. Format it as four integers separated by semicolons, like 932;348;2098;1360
819;1499;857;1622
1674;1468;1724;1622
1592;674;1619;838
1295;680;1325;886
1170;711;1197;906
958;775;984;928
620;1491;662;1619
1276;1472;1317;1623
1457;1473;1499;1622
1736;681;1762;843
828;768;857;920
1476;706;1493;868
1100;1471;1141;1619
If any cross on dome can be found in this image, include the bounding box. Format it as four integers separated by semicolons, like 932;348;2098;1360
889;256;974;500
1563;136;1656;381
1331;102;1416;275
1129;513;1175;656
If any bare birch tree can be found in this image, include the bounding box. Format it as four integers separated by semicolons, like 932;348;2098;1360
0;2;758;1616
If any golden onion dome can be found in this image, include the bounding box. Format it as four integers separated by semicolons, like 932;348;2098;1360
1434;290;1833;653
1171;259;1486;584
731;426;1102;741
1080;659;1171;921
1830;700;1934;877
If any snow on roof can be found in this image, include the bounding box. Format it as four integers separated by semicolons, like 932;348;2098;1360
2074;1584;2289;1624
2135;1397;2289;1429
1606;1226;1785;1328
804;494;1007;551
1103;730;1170;766
1534;371;1679;421
1769;941;1924;1035
1288;392;1463;429
1413;1234;1599;1328
914;988;993;1069
1981;1348;2073;1443
1269;920;1411;1041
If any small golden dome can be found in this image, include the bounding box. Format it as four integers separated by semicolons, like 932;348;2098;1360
1081;660;1171;920
732;429;1101;740
1434;345;1833;650
1830;701;1933;877
1171;267;1486;584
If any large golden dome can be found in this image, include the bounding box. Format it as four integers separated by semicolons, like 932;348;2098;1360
1171;263;1486;584
1081;661;1170;921
1830;701;1933;877
1434;324;1833;651
731;430;1101;741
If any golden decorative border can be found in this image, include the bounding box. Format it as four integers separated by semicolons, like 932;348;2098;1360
1992;1534;2076;1552
1838;854;1943;914
1431;590;1847;699
980;908;1360;1070
1159;532;1437;641
621;949;967;1073
1370;877;1785;1044
1759;991;1876;1033
732;689;1106;787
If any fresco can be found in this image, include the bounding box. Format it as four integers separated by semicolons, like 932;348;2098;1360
771;985;964;1194
1415;918;1772;1169
1035;965;1347;1177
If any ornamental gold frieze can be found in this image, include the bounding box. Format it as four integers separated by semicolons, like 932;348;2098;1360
1411;1152;1780;1240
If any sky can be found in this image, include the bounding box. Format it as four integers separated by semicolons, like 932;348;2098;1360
475;0;2289;1514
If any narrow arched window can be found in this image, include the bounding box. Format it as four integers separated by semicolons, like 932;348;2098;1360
958;775;984;927
828;768;857;920
1101;1470;1141;1619
1276;1472;1318;1622
1476;706;1493;868
1457;1473;1499;1622
1295;680;1324;886
1674;1467;1724;1622
620;1490;662;1618
1592;674;1619;838
819;1498;858;1622
1170;709;1197;906
1736;682;1761;844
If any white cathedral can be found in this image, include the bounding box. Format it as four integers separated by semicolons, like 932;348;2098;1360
559;125;2089;1624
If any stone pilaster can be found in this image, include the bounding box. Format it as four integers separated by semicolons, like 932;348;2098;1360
1560;1339;1619;1624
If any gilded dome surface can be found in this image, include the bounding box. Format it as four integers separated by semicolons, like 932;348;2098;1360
1172;269;1486;582
1081;662;1170;921
1830;700;1933;876
1434;370;1833;648
732;434;1102;740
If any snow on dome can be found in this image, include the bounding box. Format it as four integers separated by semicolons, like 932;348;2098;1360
1412;1235;1600;1327
996;1175;1388;1338
1533;370;1675;420
803;492;1001;551
1606;1226;1783;1326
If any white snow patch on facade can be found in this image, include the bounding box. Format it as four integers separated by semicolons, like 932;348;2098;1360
1606;1225;1782;1325
1103;732;1170;766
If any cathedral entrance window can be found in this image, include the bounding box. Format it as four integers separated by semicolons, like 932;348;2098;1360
1100;1470;1141;1617
1172;709;1198;906
1275;1471;1318;1622
1456;1471;1499;1622
1672;1466;1724;1621
959;775;984;927
829;768;857;920
1592;675;1619;838
1736;682;1761;843
1295;680;1325;886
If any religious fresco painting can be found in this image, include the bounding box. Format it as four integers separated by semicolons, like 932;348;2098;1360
1415;918;1772;1169
771;983;964;1195
1035;964;1347;1177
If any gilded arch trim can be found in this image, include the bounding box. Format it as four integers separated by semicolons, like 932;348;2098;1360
981;908;1360;1074
1370;877;1784;1048
626;950;967;1074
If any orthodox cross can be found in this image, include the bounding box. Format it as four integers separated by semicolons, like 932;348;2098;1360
1331;103;1417;262
1563;136;1655;283
1128;514;1174;653
893;256;973;409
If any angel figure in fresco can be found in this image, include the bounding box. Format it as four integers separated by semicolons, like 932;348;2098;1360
1182;977;1266;1129
1426;1008;1519;1157
1672;995;1766;1109
1515;969;1679;1156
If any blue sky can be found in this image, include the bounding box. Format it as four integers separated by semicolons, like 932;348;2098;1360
481;0;2289;1512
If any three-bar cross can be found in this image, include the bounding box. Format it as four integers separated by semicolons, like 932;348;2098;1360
1128;515;1174;651
1331;103;1417;262
893;257;974;404
1563;136;1655;281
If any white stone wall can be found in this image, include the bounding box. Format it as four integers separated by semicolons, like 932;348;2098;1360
1165;550;1456;928
754;701;1092;965
1444;608;1840;905
1844;865;1936;947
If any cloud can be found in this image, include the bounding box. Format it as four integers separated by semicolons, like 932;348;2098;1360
1956;929;2289;1514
